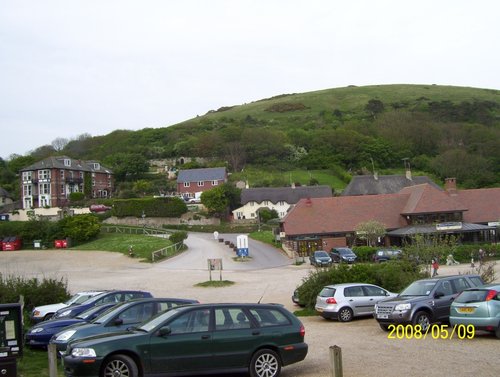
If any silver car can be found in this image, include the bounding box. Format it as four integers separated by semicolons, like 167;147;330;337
315;283;397;322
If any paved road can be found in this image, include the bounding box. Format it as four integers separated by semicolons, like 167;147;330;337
157;232;292;271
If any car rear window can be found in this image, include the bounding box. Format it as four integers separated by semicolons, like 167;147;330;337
249;308;291;327
455;290;490;303
468;276;484;287
319;287;336;297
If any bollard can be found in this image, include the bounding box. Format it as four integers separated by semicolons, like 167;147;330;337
329;345;343;377
48;343;58;377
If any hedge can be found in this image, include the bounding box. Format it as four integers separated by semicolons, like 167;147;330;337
111;197;188;218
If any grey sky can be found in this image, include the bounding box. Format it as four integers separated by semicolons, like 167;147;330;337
1;0;499;160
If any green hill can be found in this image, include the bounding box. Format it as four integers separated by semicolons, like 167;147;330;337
3;84;500;195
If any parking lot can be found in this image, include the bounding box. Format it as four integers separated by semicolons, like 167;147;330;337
1;233;499;377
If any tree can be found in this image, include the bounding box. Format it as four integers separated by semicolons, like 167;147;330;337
59;214;101;243
52;137;69;151
104;153;149;181
354;220;386;246
365;99;385;119
200;186;228;216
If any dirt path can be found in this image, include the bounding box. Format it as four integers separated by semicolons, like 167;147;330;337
1;248;499;377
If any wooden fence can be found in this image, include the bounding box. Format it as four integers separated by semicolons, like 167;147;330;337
152;242;185;262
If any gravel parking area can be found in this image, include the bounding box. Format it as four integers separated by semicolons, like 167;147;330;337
1;241;499;377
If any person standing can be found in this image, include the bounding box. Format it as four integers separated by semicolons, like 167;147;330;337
431;258;439;277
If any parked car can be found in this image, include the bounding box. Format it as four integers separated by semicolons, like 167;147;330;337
51;297;200;353
309;250;332;267
374;274;484;331
330;247;357;263
372;249;402;263
62;303;308;377
450;283;500;339
292;289;305;307
30;290;104;323
52;290;153;319
25;303;116;348
315;283;397;322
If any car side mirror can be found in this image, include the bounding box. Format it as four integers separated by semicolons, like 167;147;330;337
114;318;124;326
158;326;171;337
434;291;445;299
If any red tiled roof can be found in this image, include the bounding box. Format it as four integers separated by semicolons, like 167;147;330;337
282;184;500;237
399;184;467;214
282;194;409;236
453;188;500;223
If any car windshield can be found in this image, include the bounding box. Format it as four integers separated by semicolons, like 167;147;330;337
319;287;336;297
92;302;128;324
315;251;329;258
400;281;437;296
338;248;354;256
76;304;113;320
454;289;491;304
64;294;89;306
138;307;182;332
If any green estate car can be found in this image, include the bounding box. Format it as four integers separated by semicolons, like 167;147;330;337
450;283;500;338
62;303;308;377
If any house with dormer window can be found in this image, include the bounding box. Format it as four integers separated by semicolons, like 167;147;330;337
19;156;113;209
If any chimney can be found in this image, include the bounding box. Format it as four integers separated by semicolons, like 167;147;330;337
405;168;412;181
445;178;457;195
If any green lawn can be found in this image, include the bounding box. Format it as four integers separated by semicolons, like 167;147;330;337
18;348;64;377
70;232;173;262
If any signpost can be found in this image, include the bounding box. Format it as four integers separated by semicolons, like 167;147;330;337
208;258;223;281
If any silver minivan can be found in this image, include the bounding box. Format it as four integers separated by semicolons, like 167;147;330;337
315;283;396;322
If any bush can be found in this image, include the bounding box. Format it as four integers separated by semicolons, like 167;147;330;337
112;197;188;218
0;273;70;314
169;231;188;244
352;246;377;262
296;262;425;310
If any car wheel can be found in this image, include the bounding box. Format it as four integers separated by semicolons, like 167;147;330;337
379;323;390;332
338;307;353;322
412;311;431;331
249;348;281;377
495;326;500;339
101;354;138;377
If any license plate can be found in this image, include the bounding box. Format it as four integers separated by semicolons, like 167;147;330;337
377;314;388;319
457;307;474;313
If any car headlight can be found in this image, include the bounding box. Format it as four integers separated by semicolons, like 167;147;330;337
395;303;411;311
31;327;44;334
71;348;96;358
57;309;73;318
32;310;41;317
55;330;76;341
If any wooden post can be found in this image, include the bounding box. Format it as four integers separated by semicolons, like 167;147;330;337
329;345;343;377
48;343;58;377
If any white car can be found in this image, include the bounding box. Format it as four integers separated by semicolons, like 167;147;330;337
30;290;104;323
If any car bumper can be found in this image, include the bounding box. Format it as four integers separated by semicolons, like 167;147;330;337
25;334;52;348
315;306;339;320
450;316;500;330
374;310;412;325
63;356;103;377
279;342;308;366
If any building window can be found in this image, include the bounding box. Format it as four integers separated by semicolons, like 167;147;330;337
249;202;254;206
22;171;32;181
80;172;84;179
279;201;285;206
61;184;65;195
92;179;95;186
250;213;256;218
280;212;286;217
198;181;204;187
60;170;65;179
184;182;190;187
264;201;269;206
93;163;100;170
40;183;50;195
64;159;71;167
69;171;74;180
212;180;219;186
23;185;32;196
39;170;50;180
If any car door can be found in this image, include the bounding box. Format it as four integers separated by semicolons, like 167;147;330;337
433;279;458;321
343;286;370;316
210;307;258;370
361;285;391;314
148;307;212;374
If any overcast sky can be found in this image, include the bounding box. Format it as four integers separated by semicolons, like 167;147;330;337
1;0;499;160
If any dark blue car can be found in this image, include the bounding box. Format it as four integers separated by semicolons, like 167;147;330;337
25;303;116;348
52;290;153;319
51;297;199;353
